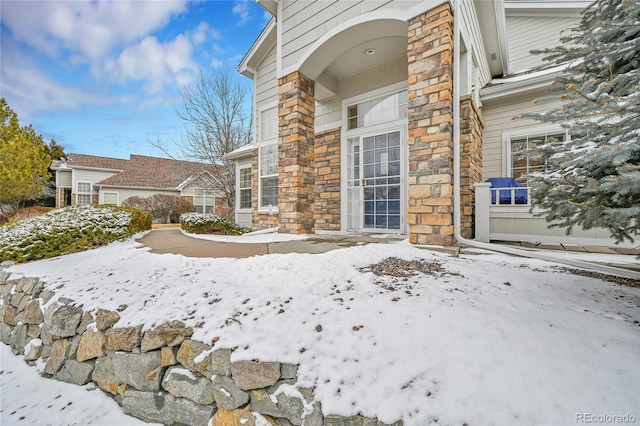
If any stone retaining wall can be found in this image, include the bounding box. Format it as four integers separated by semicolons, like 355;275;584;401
0;270;401;426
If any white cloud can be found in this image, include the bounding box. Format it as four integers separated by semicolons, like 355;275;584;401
0;45;127;118
232;0;251;25
104;34;197;94
0;0;189;63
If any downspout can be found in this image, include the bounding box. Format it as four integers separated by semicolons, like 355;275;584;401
451;0;639;280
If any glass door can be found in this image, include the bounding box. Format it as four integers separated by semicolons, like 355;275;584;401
362;131;402;231
346;130;403;232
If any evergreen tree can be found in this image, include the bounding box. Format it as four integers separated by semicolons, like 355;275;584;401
522;0;640;243
0;99;51;211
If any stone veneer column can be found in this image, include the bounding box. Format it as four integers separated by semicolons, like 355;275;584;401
277;72;315;234
460;95;483;239
407;4;455;245
314;128;341;231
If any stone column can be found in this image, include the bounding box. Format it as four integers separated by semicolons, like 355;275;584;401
314;128;341;231
277;72;315;234
460;94;483;239
407;4;455;245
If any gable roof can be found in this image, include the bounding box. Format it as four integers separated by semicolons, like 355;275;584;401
65;153;129;171
96;155;220;189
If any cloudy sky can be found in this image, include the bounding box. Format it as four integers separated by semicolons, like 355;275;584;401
0;0;268;159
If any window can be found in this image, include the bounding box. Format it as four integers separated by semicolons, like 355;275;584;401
260;106;277;141
194;188;215;214
239;167;252;209
103;192;118;205
347;90;407;130
508;131;567;181
77;182;92;204
259;105;278;210
260;144;278;208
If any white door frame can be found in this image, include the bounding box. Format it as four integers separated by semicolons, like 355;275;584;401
340;87;408;234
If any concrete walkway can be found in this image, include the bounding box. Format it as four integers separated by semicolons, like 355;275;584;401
138;228;396;258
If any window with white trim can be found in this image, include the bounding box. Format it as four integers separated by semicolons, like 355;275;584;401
77;182;92;204
239;167;252;209
103;192;118;205
259;144;278;208
259;105;278;210
346;90;407;130
260;106;277;141
194;187;215;214
507;130;568;182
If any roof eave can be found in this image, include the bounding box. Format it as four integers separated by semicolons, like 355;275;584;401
237;18;277;79
257;0;277;16
480;65;565;102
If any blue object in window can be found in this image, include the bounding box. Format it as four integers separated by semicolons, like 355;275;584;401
486;177;528;204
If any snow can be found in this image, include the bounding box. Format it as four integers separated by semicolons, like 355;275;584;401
182;228;308;244
0;344;159;426
2;237;639;425
163;367;197;381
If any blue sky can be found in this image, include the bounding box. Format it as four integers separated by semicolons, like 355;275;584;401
0;0;268;159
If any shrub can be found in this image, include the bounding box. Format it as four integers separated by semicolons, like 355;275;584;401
180;212;249;235
0;205;152;263
122;194;193;223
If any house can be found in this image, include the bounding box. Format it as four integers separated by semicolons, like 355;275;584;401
227;0;635;249
51;154;227;216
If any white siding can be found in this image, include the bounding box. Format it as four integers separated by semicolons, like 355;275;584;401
255;43;278;108
280;0;423;71
460;0;491;86
489;208;637;248
316;98;342;129
73;169;118;195
57;170;72;187
481;94;565;180
506;16;578;72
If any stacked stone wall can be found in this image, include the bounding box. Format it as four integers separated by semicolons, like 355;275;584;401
277;72;316;234
407;4;455;246
459;95;483;239
314;128;341;231
0;270;402;426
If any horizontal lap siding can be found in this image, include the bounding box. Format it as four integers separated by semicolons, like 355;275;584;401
506;16;578;73
255;44;278;109
460;0;491;86
281;0;421;71
73;170;119;193
481;95;565;180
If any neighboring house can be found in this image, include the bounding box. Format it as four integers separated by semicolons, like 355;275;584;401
227;0;635;249
51;154;226;216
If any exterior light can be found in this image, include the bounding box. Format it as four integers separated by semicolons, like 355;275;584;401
365;48;376;56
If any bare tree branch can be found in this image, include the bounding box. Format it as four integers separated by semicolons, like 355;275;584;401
149;66;253;214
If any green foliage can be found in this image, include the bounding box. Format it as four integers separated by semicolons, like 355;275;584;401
0;98;51;208
522;0;640;243
48;139;66;160
122;194;193;224
0;205;152;263
180;212;249;235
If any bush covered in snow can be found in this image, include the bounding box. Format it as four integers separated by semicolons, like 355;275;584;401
0;205;152;263
180;212;249;235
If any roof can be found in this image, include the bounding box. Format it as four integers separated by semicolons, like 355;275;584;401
237;18;276;79
224;143;255;160
96;155;220;189
65;153;129;171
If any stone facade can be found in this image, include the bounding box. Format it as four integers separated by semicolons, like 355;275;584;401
277;72;316;234
407;4;455;246
459;95;483;239
314;128;342;231
0;271;403;426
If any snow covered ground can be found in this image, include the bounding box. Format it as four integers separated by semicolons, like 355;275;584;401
1;236;639;425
